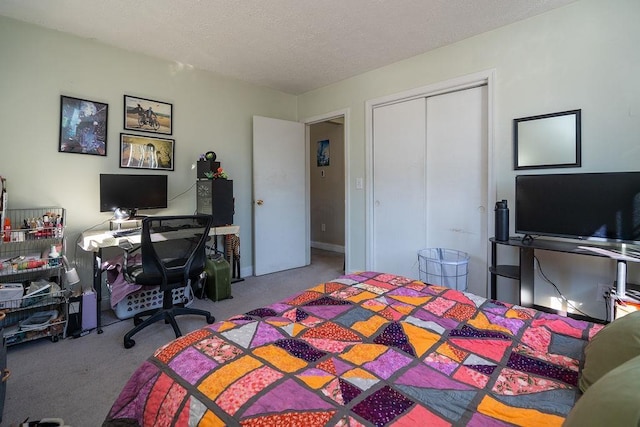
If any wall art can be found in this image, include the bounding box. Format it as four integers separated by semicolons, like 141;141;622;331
124;95;173;135
120;133;174;171
59;95;108;156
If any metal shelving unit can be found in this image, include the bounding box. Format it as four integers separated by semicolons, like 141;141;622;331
0;208;68;346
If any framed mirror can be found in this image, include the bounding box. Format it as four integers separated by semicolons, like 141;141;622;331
514;109;581;170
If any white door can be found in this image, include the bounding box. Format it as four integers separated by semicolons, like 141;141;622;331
425;86;488;296
371;86;488;295
253;116;307;275
372;98;427;278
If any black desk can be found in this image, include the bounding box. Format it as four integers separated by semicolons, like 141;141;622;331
490;237;638;321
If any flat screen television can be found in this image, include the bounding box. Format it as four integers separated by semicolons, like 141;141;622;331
515;172;640;245
99;174;168;215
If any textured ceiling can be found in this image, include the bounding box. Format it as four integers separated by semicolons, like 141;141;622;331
0;0;578;94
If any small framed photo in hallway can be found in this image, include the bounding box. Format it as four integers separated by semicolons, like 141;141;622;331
317;139;330;166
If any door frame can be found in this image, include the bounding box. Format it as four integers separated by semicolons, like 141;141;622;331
303;108;350;270
364;69;496;295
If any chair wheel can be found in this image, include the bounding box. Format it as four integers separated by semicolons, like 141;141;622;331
206;315;215;324
124;338;136;349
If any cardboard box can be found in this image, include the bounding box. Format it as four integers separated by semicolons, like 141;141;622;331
615;300;640;319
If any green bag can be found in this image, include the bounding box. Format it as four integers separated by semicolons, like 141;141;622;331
204;256;232;301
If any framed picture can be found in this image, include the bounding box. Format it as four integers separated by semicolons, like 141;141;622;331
120;133;175;171
317;139;330;166
123;95;173;135
59;95;108;156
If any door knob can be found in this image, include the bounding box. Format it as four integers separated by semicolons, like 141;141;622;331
256;199;264;205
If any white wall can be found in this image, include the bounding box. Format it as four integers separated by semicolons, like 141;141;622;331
298;0;640;319
0;16;298;285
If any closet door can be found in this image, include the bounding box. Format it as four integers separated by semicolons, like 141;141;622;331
371;86;488;294
425;86;488;296
372;98;427;278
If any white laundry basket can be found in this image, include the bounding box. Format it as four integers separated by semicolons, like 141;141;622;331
418;248;470;291
111;285;194;320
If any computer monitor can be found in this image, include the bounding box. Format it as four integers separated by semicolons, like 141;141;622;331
99;174;168;216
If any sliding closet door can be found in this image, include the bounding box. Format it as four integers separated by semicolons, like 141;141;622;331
425;86;488;296
371;86;488;293
372;98;426;278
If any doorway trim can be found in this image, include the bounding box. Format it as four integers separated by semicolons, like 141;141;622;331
364;69;496;295
303;108;350;271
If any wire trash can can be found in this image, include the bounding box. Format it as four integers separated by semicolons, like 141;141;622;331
418;248;470;291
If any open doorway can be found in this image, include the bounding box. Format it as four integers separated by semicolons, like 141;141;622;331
308;116;346;271
252;113;348;277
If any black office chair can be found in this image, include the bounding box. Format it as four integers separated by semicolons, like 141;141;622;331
122;214;215;349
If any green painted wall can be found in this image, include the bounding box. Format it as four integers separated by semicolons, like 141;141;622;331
297;0;640;318
0;15;297;282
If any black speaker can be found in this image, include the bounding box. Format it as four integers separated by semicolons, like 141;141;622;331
196;179;234;226
197;160;221;179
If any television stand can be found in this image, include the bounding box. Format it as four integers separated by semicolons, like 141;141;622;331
489;237;640;322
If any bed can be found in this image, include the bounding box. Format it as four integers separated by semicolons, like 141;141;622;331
103;271;637;426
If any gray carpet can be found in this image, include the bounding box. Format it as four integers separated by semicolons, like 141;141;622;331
3;249;344;427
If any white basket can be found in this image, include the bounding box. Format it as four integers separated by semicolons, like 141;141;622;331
418;248;470;291
112;285;194;320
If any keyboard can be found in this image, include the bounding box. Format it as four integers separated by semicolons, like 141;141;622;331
111;227;142;237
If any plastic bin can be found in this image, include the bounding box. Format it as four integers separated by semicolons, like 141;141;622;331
418;248;470;291
110;285;194;320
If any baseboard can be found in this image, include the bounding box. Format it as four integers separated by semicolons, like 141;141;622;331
240;265;253;279
311;241;344;253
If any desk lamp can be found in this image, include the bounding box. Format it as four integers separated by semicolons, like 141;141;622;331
61;238;80;288
62;255;80;287
114;208;130;221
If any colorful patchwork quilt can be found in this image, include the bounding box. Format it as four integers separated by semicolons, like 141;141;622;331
104;272;602;426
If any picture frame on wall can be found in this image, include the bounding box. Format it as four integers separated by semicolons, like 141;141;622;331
123;94;173;135
317;139;330;166
59;95;108;156
120;133;175;171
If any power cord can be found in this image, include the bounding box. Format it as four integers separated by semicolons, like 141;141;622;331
533;255;593;318
169;181;196;202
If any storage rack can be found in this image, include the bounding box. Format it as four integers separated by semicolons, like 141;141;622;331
0;208;69;345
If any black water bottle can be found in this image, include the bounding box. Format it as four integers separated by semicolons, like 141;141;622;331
495;200;509;241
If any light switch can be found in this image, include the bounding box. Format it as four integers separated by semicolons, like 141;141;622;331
356;178;363;189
